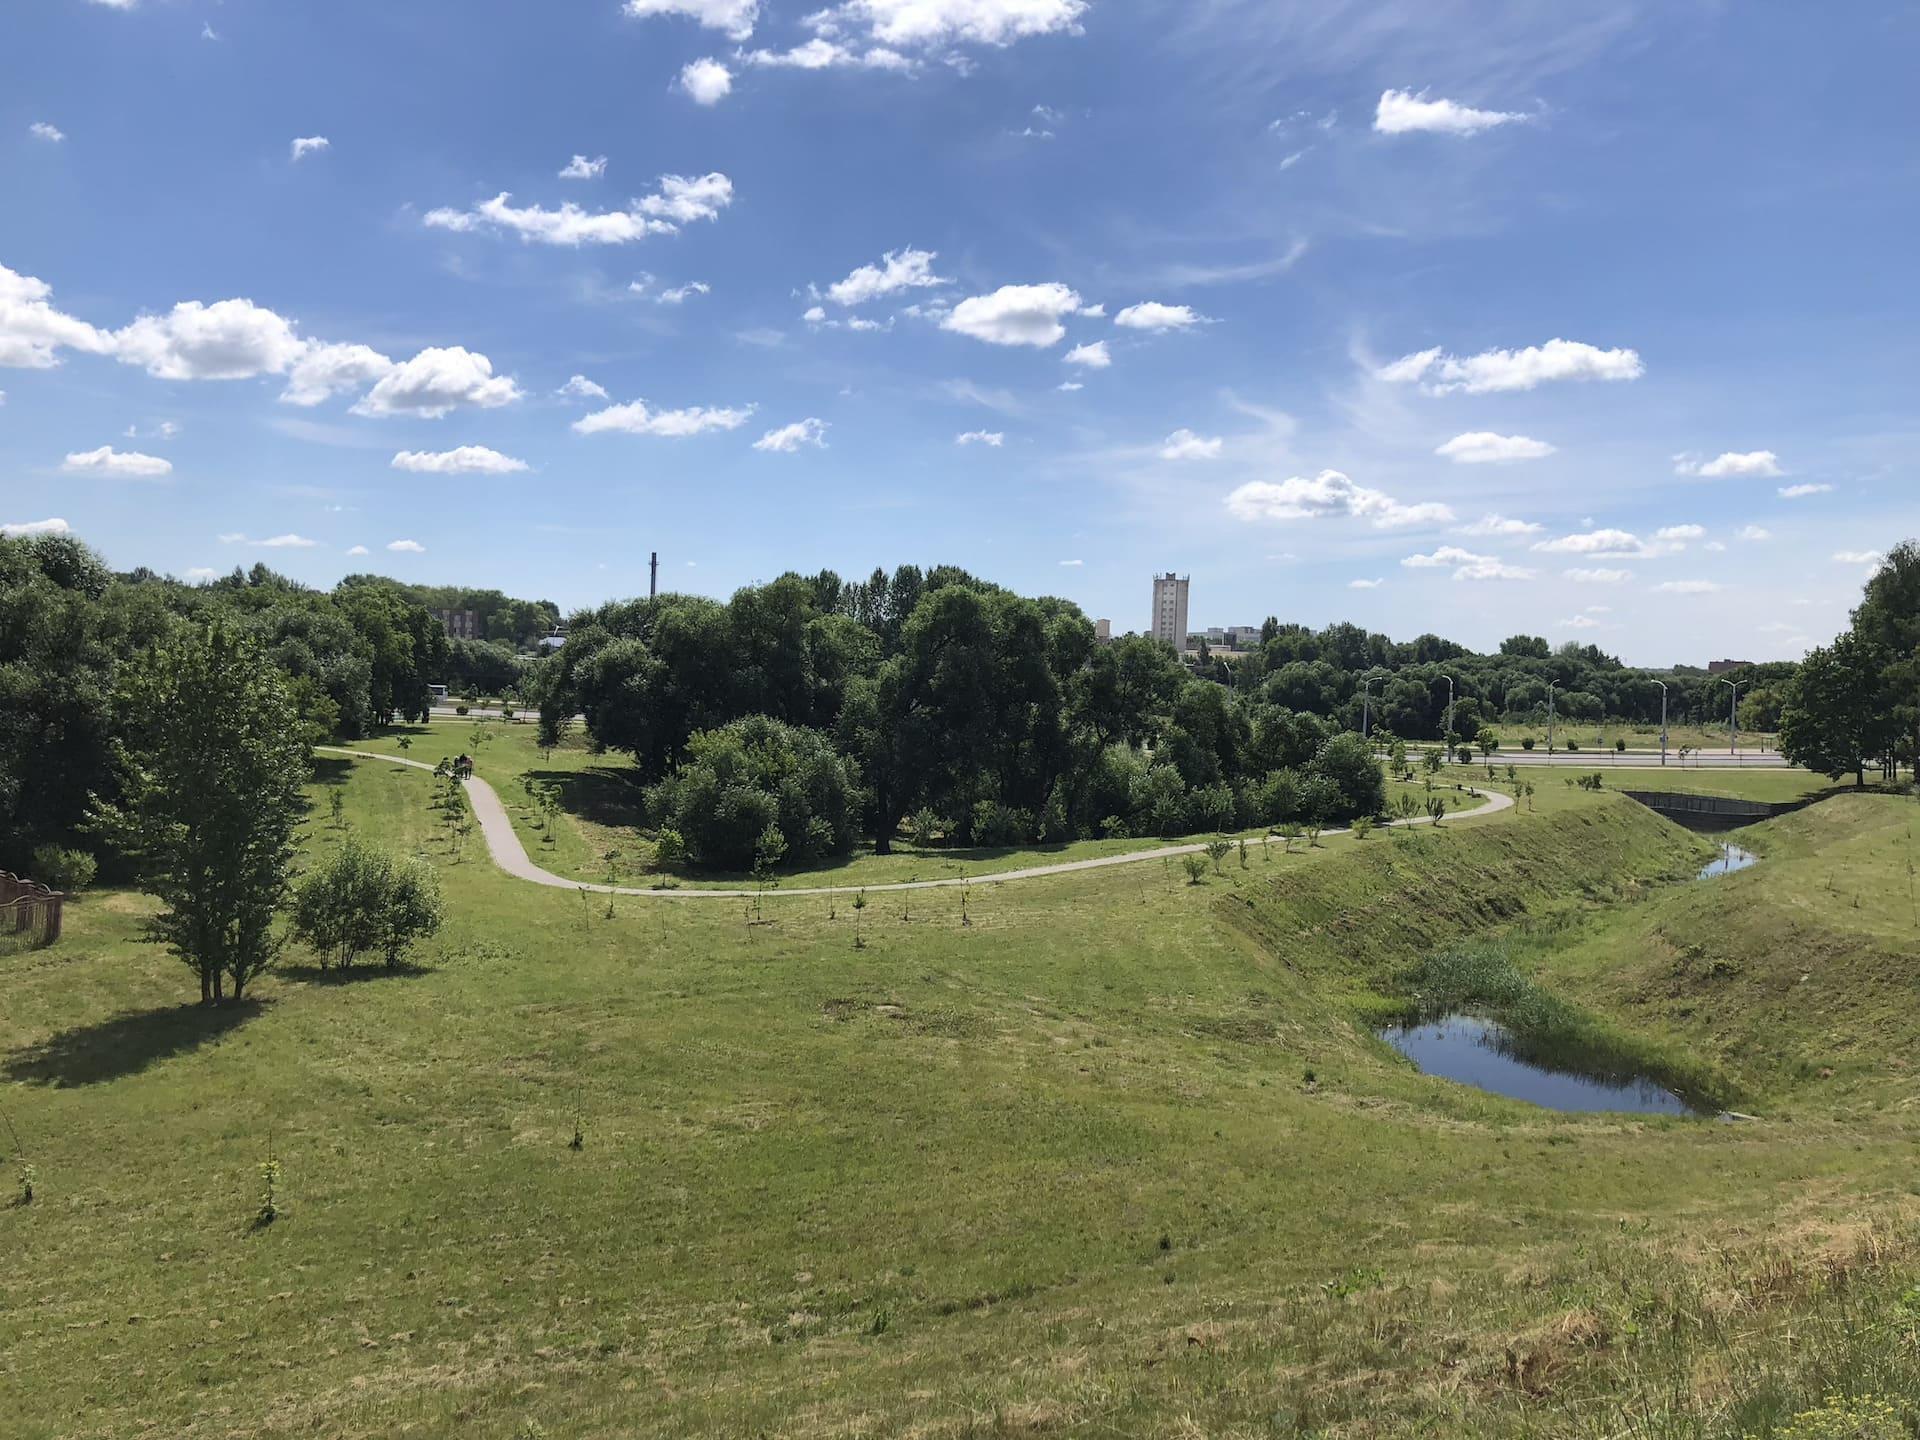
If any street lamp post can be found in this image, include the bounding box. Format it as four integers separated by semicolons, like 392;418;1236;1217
1719;677;1744;757
1361;674;1379;740
1652;680;1669;767
1442;674;1456;754
1546;681;1558;757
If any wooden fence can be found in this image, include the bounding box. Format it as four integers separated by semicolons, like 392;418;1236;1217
0;871;64;948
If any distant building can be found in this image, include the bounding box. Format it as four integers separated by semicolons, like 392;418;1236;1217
1707;658;1755;674
537;629;567;654
1151;573;1190;652
432;608;481;641
1094;618;1112;642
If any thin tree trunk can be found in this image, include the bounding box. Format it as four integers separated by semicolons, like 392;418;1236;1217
200;969;212;1006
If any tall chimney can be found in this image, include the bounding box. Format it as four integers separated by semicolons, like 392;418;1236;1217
650;551;658;599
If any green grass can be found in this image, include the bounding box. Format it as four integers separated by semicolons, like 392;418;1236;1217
3;764;1916;1439
1448;760;1839;805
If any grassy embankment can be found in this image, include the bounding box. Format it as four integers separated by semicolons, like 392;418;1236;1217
3;756;1916;1439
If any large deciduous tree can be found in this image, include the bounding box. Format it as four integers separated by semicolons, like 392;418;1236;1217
99;624;310;1004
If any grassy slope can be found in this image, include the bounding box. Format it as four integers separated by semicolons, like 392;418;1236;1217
2;771;1916;1440
1446;760;1836;805
1539;792;1920;1113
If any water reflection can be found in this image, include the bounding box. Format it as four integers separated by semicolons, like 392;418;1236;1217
1380;1013;1700;1115
1698;844;1759;879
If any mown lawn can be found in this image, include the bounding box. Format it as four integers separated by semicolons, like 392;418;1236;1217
2;765;1915;1439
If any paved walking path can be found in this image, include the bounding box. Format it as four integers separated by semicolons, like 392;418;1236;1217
318;747;1515;900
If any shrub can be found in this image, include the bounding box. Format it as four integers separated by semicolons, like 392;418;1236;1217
1181;854;1208;885
1204;836;1232;875
1615;737;1627;752
653;828;687;870
1099;815;1131;840
970;800;1033;848
1565;737;1580;752
647;715;855;871
454;704;470;716
30;843;96;893
291;840;442;971
1350;816;1373;840
1521;736;1536;751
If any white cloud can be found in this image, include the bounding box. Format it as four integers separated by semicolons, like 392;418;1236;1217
1063;340;1111;368
221;532;318;549
1113;302;1203;332
281;342;395;406
742;38;915;70
623;0;759;40
1532;528;1681;560
1559;614;1601;630
1653;579;1721;595
657;280;711;303
824;247;947;306
1736;525;1771;542
0;263;116;368
346;544;370;556
955;430;1004;447
1435;431;1555;464
753;417;829;452
354;347;521;418
1675;449;1781;478
1059;558;1083;567
574;398;755;436
114;298;307;381
811;0;1088;49
425;173;732;246
1400;545;1534;581
1225;470;1454;529
2;517;71;538
387;539;427;554
30;122;65;143
1456;513;1543;537
1379;339;1643;395
680;58;734;105
1160;428;1222;461
1779;482;1833;499
1564;567;1633;584
942;283;1083;347
392;446;529;475
61;445;172;478
290;136;330;162
557;374;608;401
1057;381;1083;392
559;154;608;181
1834;549;1884;567
1348;578;1383;590
1374;88;1525;137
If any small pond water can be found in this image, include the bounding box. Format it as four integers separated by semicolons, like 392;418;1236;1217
1698;844;1759;879
1379;1014;1702;1116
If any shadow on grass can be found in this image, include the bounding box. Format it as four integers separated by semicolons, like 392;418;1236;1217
311;756;353;786
278;960;434;985
3;999;264;1088
527;767;649;829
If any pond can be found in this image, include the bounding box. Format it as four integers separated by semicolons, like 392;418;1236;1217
1698;843;1759;879
1379;1013;1702;1116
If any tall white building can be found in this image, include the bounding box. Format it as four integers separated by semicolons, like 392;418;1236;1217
1151;573;1190;652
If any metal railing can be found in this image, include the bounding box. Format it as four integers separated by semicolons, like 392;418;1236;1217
0;871;65;948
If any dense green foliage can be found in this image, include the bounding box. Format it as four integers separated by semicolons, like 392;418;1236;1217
91;623;310;1004
644;715;857;871
290;836;444;970
1781;541;1920;783
0;536;462;871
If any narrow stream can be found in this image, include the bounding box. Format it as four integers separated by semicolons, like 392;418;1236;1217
1377;841;1756;1115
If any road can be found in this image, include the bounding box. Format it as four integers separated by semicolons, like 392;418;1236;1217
318;747;1515;900
1482;750;1795;769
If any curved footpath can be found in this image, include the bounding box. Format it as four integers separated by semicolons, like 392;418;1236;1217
318;746;1515;901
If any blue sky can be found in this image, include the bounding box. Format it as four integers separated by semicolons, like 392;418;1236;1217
4;0;1916;663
